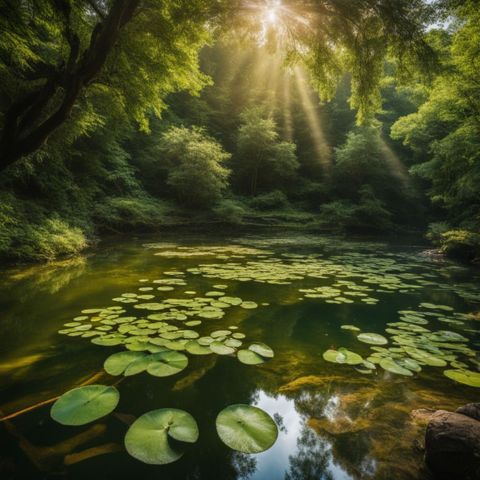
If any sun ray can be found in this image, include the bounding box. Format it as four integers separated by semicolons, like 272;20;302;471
379;138;413;191
293;68;332;174
282;72;294;141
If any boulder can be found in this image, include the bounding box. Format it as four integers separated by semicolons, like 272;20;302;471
456;403;480;422
425;409;480;479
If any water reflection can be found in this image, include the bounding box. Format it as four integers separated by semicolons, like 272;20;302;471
248;390;354;480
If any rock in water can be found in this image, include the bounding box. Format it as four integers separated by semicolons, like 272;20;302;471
456;403;480;422
425;409;480;479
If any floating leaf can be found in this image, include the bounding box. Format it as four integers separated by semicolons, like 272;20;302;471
341;325;361;332
380;358;413;376
125;409;198;464
248;342;274;359
104;352;145;376
210;342;235;355
444;369;480;387
357;333;388;345
185;341;213;355
237;349;265;365
51;385;119;426
147;351;188;377
216;404;278;453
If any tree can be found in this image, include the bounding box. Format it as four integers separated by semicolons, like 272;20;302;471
158;126;231;208
0;0;223;171
0;0;437;171
391;2;480;230
235;108;299;195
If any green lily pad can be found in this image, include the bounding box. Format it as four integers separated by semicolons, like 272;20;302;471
185;341;213;355
357;333;388;345
248;342;274;358
444;369;480;387
380;358;413;376
210;342;235;355
51;385;119;426
125;409;199;464
237;349;265;365
216;404;278;453
147;351;188;377
104;351;146;376
341;325;360;332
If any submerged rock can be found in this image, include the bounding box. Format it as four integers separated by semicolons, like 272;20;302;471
425;406;480;479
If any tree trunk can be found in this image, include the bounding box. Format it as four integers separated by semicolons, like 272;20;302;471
0;0;140;173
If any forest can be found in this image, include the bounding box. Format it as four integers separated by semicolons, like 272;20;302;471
1;2;480;480
0;0;479;264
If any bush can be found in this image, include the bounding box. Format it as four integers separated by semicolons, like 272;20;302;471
438;229;480;261
426;222;450;244
158;126;231;208
93;196;170;232
249;191;290;211
213;199;247;225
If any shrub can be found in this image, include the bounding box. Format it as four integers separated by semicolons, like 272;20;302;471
438;229;480;261
93;196;169;232
213;199;247;225
249;191;290;211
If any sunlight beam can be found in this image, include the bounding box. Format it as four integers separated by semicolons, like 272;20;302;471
293;68;332;175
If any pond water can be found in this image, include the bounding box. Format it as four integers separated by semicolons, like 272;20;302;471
0;233;479;479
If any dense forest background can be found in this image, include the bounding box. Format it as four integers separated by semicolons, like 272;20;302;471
0;0;479;263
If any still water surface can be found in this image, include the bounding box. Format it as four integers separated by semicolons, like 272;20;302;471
0;234;479;479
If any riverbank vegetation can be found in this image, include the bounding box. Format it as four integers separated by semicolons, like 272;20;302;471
0;0;479;263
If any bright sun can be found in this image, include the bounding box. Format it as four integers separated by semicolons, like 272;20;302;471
266;7;278;24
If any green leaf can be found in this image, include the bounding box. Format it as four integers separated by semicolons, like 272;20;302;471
237;349;265;365
444;369;480;387
248;342;274;358
146;351;188;377
216;404;278;453
357;333;388;345
51;385;119;426
125;409;199;464
104;351;146;376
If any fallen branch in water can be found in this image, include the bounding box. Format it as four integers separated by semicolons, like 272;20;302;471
0;371;106;422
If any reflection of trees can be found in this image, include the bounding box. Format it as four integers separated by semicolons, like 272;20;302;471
285;425;334;480
232;452;257;479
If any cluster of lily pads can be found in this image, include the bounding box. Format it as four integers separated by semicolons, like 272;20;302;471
50;385;278;464
55;262;278;464
324;303;480;387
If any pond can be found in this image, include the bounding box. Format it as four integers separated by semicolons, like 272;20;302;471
0;233;479;479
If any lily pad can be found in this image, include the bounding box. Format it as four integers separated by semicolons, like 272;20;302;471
237;349;265;365
216;404;278;453
51;385;119;426
444;369;480;387
104;351;146;376
125;409;199;464
248;342;274;359
210;342;235;355
357;333;388;345
147;351;188;377
380;358;413;376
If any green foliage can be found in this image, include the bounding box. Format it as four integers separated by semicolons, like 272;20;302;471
391;3;480;234
249;191;290;211
158;126;230;208
93;196;171;233
235;108;299;195
0;192;87;262
438;230;480;262
213;199;247;225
